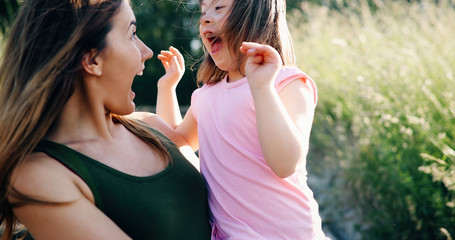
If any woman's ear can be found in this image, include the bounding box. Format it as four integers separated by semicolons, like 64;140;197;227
81;49;103;76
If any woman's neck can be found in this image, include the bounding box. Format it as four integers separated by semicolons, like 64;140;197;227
47;88;118;145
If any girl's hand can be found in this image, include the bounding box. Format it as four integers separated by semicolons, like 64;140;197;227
240;42;283;89
157;46;185;90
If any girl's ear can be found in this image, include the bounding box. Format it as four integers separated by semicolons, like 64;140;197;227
81;49;103;76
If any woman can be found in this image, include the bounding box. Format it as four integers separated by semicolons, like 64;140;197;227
0;0;211;239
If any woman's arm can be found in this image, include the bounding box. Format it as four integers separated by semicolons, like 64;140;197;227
240;42;314;178
9;153;131;240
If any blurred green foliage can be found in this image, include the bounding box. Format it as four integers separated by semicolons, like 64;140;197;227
291;0;455;239
130;0;200;108
3;0;449;107
0;0;19;34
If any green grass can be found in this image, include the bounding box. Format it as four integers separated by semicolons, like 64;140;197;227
0;33;4;59
290;0;455;239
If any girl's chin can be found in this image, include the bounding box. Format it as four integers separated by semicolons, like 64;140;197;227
212;60;237;72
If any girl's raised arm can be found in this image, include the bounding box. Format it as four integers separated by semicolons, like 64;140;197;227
154;47;199;151
156;46;185;128
240;42;314;178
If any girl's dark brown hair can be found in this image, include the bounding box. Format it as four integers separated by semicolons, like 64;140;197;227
0;0;169;238
197;0;296;85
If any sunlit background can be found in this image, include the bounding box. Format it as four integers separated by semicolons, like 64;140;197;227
1;0;454;239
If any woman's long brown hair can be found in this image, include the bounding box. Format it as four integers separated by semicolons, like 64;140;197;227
197;0;296;85
0;0;169;238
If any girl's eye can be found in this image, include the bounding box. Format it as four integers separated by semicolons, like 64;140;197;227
215;6;224;11
132;31;137;40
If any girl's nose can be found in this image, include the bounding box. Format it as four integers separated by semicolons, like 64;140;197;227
200;13;214;25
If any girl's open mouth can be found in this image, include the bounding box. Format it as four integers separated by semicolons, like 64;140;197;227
208;36;222;54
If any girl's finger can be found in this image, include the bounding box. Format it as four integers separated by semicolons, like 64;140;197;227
169;46;185;68
158;55;170;62
160;51;173;58
242;42;275;54
171;56;179;69
241;41;263;50
239;45;249;55
160;59;170;69
251;55;264;64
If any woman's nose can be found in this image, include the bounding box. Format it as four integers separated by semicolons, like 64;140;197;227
139;39;153;61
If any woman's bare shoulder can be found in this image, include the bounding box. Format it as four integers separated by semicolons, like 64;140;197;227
9;152;87;204
9;153;130;240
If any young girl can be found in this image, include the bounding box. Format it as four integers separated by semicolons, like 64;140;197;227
0;0;211;239
155;0;328;239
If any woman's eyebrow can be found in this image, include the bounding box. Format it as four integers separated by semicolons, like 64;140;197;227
128;20;136;30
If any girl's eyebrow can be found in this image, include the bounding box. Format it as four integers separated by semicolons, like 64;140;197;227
201;0;219;9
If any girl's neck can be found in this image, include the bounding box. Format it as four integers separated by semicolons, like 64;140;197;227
227;70;244;83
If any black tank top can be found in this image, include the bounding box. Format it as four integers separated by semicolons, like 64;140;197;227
35;128;211;240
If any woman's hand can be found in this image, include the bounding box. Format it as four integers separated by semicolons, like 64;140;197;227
157;46;185;90
240;42;283;90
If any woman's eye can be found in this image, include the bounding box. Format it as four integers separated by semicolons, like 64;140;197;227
215;6;224;11
132;31;137;40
